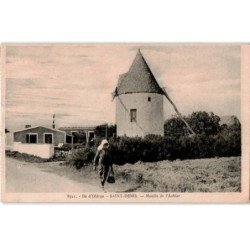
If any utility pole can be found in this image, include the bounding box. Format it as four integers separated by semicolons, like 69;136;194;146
71;135;74;150
52;114;55;129
105;123;108;139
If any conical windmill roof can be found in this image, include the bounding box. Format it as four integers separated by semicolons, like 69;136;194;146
115;49;164;96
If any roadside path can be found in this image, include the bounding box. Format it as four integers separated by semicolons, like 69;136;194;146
5;158;103;193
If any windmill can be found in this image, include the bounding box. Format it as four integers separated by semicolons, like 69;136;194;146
112;49;195;137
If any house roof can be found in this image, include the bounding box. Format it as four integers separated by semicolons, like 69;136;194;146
114;49;164;96
59;126;97;131
59;120;106;128
13;126;66;134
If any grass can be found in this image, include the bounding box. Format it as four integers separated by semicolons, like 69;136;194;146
6;150;241;192
5;150;64;163
44;156;241;192
114;157;241;192
5;150;48;163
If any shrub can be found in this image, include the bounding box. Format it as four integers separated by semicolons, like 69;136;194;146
64;112;241;167
64;131;241;168
54;149;69;160
107;132;241;165
56;143;85;151
66;147;95;169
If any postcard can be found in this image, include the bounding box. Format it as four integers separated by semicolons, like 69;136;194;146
1;43;249;202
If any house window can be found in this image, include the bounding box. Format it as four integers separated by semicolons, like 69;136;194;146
66;135;72;143
130;109;137;122
26;133;38;143
71;131;87;144
44;133;53;144
148;97;151;102
88;131;95;142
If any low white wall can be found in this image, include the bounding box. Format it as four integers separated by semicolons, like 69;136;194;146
13;142;54;159
5;133;14;151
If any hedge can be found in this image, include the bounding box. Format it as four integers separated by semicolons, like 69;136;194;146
108;132;241;165
67;129;241;168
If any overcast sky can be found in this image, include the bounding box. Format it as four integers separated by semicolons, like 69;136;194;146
5;44;241;131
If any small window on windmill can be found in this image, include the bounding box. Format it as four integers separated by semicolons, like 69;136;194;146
148;97;151;102
130;109;137;122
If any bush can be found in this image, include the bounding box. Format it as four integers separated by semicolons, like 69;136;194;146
107;132;241;165
64;131;241;168
65;112;241;168
66;147;95;169
54;149;69;160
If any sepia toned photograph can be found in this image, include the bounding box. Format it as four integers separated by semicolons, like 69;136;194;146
1;43;249;202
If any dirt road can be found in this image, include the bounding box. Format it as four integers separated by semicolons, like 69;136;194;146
5;156;240;193
5;158;103;193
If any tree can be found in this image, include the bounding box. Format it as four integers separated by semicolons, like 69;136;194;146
164;111;221;136
164;116;189;137
188;112;221;136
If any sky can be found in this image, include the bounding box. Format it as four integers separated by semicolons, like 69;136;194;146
4;44;241;131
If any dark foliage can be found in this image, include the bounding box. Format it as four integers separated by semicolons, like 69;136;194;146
164;117;189;137
188;112;221;136
68;112;241;168
56;143;85;151
107;132;240;165
66;147;95;169
164;111;221;137
107;111;241;165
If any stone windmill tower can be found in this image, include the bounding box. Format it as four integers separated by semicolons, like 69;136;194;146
113;49;165;137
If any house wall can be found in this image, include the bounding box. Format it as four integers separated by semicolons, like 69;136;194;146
116;93;164;137
13;142;54;159
59;128;95;143
14;126;66;145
